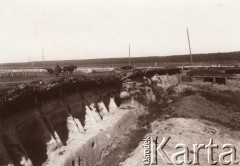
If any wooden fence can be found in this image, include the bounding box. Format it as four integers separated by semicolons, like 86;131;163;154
0;68;48;78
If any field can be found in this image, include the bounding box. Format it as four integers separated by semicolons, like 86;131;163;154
0;50;239;93
0;67;119;94
0;51;240;69
0;75;54;94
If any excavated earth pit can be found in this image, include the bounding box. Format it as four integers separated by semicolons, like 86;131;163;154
0;69;180;166
2;68;240;166
0;76;123;166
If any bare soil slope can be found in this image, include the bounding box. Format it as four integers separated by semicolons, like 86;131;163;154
122;83;240;166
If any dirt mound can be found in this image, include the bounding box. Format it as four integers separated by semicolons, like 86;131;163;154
0;76;120;110
122;90;240;166
151;74;179;92
173;83;197;94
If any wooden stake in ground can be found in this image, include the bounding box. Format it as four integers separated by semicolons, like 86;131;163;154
42;48;45;68
129;44;131;66
187;28;193;67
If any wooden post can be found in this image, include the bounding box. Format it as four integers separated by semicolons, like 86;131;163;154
10;70;13;78
42;48;45;68
187;28;193;67
128;44;131;66
25;67;27;77
28;57;31;67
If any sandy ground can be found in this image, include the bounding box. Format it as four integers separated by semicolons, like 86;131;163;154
120;82;240;166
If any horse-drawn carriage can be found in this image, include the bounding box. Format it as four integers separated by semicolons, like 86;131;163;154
45;64;77;76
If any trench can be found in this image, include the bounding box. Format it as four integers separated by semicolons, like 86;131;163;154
0;71;181;166
96;79;174;166
0;78;124;166
97;103;166;166
98;116;150;166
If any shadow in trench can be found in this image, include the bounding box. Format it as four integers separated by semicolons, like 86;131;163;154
17;120;51;166
22;141;47;166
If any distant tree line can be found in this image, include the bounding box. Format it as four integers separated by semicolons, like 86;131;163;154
1;51;240;68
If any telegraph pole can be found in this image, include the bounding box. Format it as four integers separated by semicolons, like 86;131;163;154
128;44;131;66
28;57;31;67
187;28;193;67
42;48;45;68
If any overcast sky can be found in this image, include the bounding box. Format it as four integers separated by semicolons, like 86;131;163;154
0;0;240;63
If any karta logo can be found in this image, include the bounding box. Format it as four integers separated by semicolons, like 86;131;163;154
143;137;239;165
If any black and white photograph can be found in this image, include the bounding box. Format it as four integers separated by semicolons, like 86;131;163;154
0;0;240;165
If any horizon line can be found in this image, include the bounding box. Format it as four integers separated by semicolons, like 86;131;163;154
1;50;240;65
